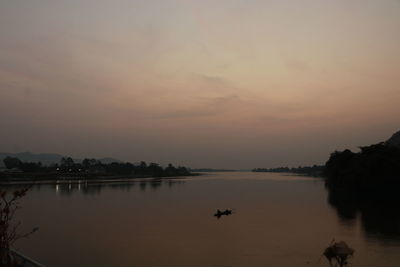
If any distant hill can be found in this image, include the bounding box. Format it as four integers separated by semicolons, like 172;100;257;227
0;152;121;167
386;130;400;147
96;157;123;164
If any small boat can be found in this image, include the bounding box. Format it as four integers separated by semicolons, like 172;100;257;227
214;209;233;218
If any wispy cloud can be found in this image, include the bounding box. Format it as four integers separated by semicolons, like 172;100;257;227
149;94;240;119
198;74;227;84
285;59;310;72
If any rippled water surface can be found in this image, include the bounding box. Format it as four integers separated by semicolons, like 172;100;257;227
10;172;400;266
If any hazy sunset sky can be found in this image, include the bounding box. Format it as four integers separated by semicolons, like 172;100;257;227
1;0;399;169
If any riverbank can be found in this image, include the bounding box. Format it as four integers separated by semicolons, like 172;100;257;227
0;172;201;186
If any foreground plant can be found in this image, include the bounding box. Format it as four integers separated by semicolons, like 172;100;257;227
0;188;38;267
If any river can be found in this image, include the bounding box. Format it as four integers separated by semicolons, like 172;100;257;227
10;172;400;266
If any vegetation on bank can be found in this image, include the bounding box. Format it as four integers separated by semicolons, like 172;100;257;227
252;165;325;177
324;142;400;191
0;156;192;180
252;131;400;237
325;131;400;239
253;131;400;187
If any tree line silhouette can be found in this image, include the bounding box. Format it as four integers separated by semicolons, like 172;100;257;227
2;156;191;178
324;142;400;191
325;139;400;240
252;165;324;176
253;132;400;188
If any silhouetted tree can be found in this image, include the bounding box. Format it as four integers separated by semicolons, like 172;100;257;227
252;165;324;176
325;143;400;191
0;189;38;266
19;162;42;172
2;157;21;170
1;156;192;178
60;157;75;171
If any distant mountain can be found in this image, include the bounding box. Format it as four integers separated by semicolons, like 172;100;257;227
386;130;400;147
96;157;123;164
0;152;121;167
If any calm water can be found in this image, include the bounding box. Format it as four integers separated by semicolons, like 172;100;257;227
9;172;400;266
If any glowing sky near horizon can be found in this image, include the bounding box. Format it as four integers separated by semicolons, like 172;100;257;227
1;0;399;168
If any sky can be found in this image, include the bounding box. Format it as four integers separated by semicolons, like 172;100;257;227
0;0;399;169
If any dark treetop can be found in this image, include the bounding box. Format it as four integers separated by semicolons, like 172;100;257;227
1;156;192;181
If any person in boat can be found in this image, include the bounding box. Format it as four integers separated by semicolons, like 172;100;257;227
214;210;222;217
214;209;233;218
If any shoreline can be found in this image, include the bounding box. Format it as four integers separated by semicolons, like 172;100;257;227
0;173;201;186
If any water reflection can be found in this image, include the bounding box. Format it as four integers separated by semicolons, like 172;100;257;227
9;172;400;267
7;179;185;196
59;179;183;196
327;188;400;242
